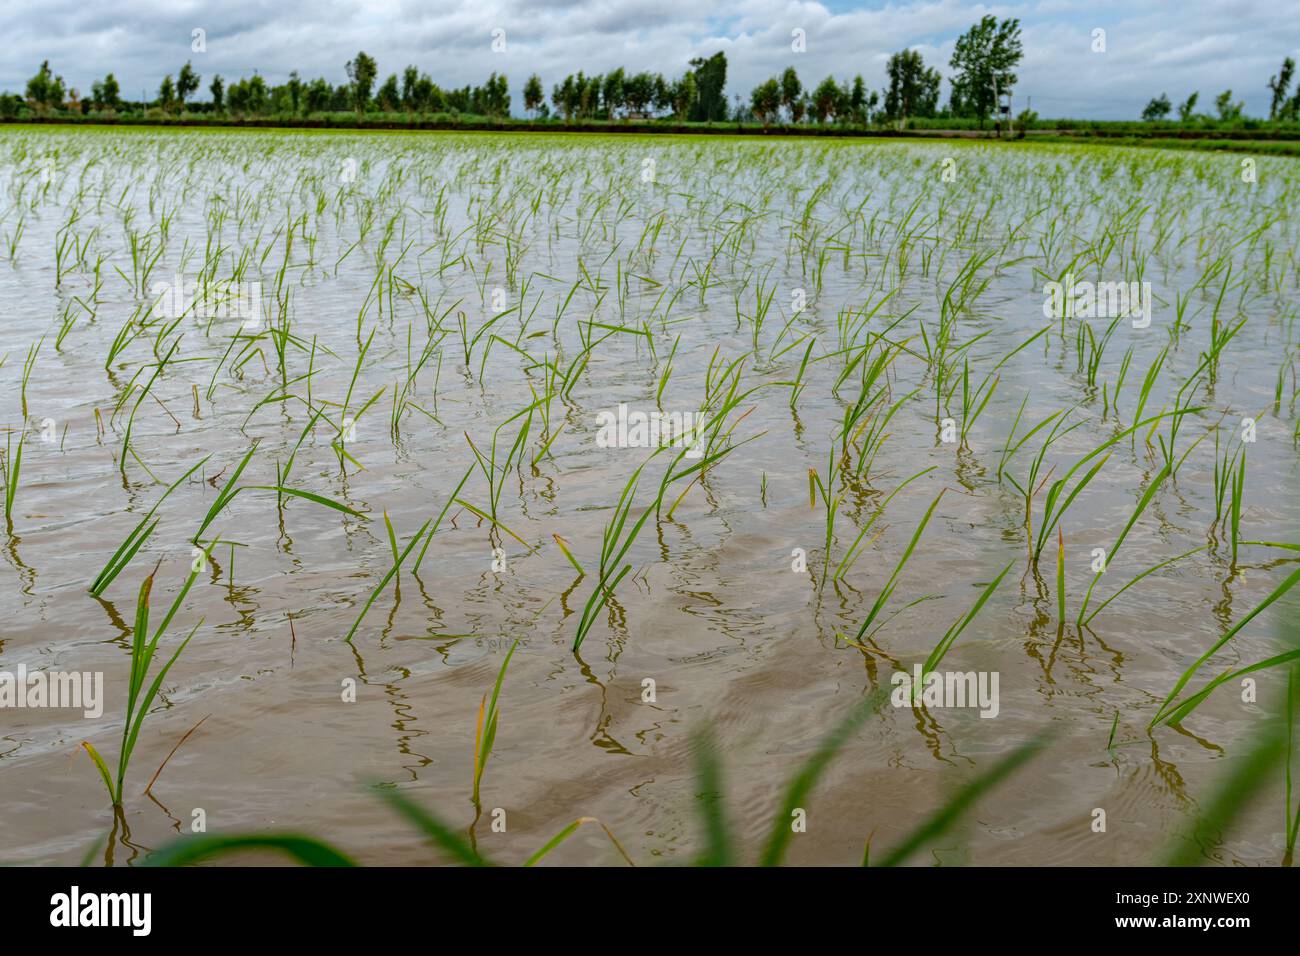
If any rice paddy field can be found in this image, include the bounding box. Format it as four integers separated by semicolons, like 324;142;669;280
2;127;1298;867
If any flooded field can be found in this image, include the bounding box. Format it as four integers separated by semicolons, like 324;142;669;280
1;128;1298;866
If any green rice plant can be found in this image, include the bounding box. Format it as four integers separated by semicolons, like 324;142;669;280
1056;528;1066;623
1150;567;1300;730
144;834;357;867
20;336;42;419
193;444;364;544
913;562;1014;699
90;454;211;595
1229;448;1246;568
473;639;519;805
1;429;23;529
1287;663;1299;866
1161;716;1289;867
1031;408;1197;565
1074;462;1172;623
1077;545;1208;628
851;489;946;642
82;550;213;807
832;466;935;584
872;733;1050;866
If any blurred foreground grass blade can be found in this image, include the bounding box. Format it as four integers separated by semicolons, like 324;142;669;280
1161;721;1288;867
758;688;888;866
372;786;488;866
145;833;357;867
874;733;1051;867
692;726;733;866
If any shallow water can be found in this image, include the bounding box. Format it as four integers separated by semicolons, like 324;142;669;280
1;129;1297;865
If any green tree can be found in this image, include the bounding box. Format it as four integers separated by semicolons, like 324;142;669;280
523;74;544;116
210;75;224;113
176;61;200;107
26;61;66;112
884;49;942;124
811;76;840;123
303;78;329;113
689;52;727;121
602;68;625;119
286;71;303;114
158;75;175;111
948;15;1023;128
345;51;378;116
672;71;696;119
1214;89;1243;122
376;74;400;111
1176;91;1198;122
750;77;781;127
90;73;120;112
779;67;802;123
401;66;419;111
1141;93;1171;121
1268;57;1295;120
623;72;655;117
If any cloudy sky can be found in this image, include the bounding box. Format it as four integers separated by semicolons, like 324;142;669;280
1;0;1294;119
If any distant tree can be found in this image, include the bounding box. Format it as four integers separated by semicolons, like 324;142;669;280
26;61;66;112
689;52;727;121
672;71;697;119
653;74;671;114
623;72;655;117
376;74;400;111
779;67;802;123
158;75;175;111
478;73;509;117
811;76;840;123
602;68;625;119
1268;57;1295;120
581;74;601;118
552;75;576;120
1141;93;1171;121
90;73;121;112
176;61;200;107
948;15;1023;128
0;94;22;119
848;75;868;124
286;71;303;114
884;49;942;124
346;51;377;116
210;75;224;112
750;77;781;127
523;74;544;116
1214;89;1243;122
401;66;419;111
304;77;331;113
1176;91;1198;122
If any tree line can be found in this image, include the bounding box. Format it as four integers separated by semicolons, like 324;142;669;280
1142;58;1300;123
5;19;1299;128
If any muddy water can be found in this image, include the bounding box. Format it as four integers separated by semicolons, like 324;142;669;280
1;129;1297;866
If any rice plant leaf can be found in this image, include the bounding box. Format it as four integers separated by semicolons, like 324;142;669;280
874;733;1051;867
145;834;357;867
758;688;888;866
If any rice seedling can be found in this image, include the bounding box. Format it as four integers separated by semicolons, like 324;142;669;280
82;550;213;807
4;128;1298;870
